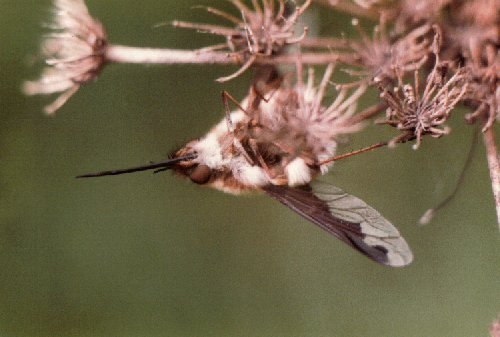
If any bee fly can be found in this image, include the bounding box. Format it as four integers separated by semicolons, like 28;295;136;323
78;65;413;267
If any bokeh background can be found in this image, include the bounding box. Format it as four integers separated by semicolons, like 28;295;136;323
1;1;498;336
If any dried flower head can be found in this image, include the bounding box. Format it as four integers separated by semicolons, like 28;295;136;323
380;58;468;149
241;63;367;180
346;20;433;84
377;29;470;148
443;0;499;131
464;63;499;132
173;0;311;82
23;0;107;114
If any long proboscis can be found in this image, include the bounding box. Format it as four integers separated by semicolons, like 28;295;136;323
76;154;197;178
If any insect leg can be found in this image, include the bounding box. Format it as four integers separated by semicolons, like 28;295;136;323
221;90;255;165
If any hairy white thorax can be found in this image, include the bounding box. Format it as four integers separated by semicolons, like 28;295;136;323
188;75;363;193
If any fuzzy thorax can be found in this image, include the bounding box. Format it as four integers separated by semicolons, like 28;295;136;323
175;73;365;194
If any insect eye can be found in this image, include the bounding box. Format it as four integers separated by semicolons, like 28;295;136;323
189;164;211;185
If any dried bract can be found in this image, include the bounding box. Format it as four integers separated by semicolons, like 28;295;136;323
23;0;107;114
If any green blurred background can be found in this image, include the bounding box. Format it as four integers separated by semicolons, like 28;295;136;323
1;1;498;336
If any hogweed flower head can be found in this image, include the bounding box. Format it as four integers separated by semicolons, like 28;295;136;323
23;0;107;114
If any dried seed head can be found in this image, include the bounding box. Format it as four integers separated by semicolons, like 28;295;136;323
434;0;499;131
23;0;107;114
380;58;469;149
173;0;311;82
348;22;433;84
447;20;498;130
444;5;498;71
378;28;471;148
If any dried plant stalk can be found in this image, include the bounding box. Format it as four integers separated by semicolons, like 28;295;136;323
483;123;500;228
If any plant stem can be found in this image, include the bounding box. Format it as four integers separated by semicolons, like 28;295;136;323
343;102;387;126
314;0;379;20
105;45;242;64
105;45;351;66
482;124;500;229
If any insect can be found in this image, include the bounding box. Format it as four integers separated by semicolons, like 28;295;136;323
78;65;413;267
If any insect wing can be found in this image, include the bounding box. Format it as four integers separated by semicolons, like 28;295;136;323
263;181;413;267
